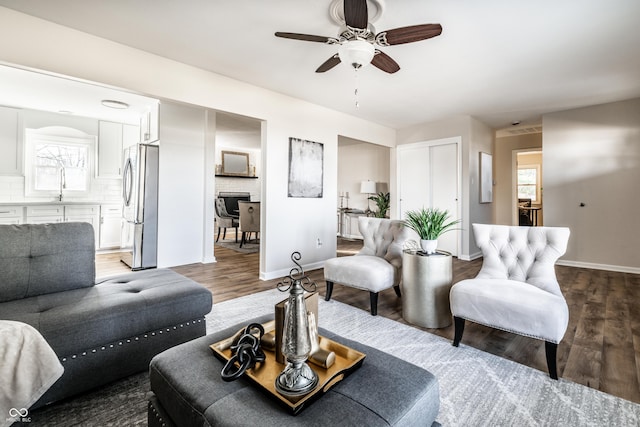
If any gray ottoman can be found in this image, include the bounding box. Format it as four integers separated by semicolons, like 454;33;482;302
148;315;440;426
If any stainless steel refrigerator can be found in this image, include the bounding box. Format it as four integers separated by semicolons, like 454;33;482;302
120;143;159;270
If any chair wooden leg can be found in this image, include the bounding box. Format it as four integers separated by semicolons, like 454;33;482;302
393;285;401;298
235;227;238;242
216;228;221;242
222;228;227;240
240;232;246;248
369;292;379;316
452;316;465;347
545;341;559;380
325;281;333;301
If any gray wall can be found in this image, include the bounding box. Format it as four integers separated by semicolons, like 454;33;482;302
543;97;640;271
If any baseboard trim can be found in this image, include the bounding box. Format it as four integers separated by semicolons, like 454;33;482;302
458;251;482;261
556;260;640;274
260;261;324;281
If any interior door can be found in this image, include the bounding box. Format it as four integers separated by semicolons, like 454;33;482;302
398;145;430;218
430;143;459;254
398;138;460;256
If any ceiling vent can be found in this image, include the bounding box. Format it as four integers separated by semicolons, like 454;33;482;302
508;126;542;135
496;124;542;138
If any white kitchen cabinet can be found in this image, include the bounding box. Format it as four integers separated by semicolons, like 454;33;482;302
26;205;64;223
0;106;21;175
98;122;141;177
99;204;122;249
0;205;24;224
65;204;100;246
98;121;123;177
122;124;140;149
140;102;160;143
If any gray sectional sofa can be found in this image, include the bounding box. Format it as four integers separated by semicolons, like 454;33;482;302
0;222;213;408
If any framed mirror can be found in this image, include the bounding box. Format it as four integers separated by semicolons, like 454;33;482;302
221;151;250;176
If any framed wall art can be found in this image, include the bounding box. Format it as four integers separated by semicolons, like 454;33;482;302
479;151;493;203
287;137;324;198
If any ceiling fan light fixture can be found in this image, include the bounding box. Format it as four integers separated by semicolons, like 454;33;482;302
338;39;375;69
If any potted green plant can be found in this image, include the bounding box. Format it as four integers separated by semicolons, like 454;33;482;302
403;208;460;254
368;192;390;218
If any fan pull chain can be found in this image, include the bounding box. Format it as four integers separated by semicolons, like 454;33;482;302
354;69;360;109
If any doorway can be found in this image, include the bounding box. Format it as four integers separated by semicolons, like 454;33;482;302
213;111;263;254
397;137;461;256
337;136;391;240
513;150;543;226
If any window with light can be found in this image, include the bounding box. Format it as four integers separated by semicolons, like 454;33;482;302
517;167;539;202
24;129;95;198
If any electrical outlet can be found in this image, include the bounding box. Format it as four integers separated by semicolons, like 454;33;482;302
316;238;322;248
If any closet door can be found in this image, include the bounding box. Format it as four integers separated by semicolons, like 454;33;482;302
398;138;460;256
398;144;430;217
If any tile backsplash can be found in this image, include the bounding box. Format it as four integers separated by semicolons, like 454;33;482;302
0;175;122;203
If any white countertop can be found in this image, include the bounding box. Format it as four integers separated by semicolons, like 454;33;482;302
0;201;121;206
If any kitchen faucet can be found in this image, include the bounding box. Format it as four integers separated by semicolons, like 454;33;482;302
58;166;66;202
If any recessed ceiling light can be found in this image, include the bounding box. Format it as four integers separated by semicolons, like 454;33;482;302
101;99;129;109
58;110;73;114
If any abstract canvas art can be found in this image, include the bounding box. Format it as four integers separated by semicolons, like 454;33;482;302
288;137;323;198
479;151;493;203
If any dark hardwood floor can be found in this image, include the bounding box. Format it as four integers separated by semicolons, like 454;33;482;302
96;238;640;404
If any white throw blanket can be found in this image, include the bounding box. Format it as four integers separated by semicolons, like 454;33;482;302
0;321;63;427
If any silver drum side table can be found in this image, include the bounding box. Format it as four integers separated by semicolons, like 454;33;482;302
402;249;453;328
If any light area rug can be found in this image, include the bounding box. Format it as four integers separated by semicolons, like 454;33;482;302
207;289;640;427
28;289;640;426
216;241;259;254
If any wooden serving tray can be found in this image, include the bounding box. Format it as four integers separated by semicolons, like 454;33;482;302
210;321;366;415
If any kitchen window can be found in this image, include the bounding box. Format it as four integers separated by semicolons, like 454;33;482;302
24;128;95;198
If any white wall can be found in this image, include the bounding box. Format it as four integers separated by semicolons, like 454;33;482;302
543;97;640;272
157;102;207;268
0;7;396;278
396;115;493;259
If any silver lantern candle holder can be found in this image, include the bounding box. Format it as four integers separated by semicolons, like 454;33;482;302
275;252;319;397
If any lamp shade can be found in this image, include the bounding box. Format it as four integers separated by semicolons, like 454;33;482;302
360;180;377;194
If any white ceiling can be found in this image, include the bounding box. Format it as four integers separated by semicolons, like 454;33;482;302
0;64;158;125
1;0;639;130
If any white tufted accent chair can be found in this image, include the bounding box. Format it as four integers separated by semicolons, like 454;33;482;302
450;223;571;379
324;217;415;315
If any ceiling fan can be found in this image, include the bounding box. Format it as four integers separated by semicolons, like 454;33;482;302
275;0;442;74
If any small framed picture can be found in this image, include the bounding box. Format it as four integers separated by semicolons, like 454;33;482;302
479;152;493;203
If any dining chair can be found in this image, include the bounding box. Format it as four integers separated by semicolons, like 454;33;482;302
238;201;260;248
214;198;239;242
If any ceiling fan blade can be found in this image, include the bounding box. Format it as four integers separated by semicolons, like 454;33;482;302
275;32;335;43
316;54;341;73
376;24;442;46
372;50;400;74
344;0;368;29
